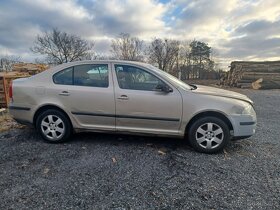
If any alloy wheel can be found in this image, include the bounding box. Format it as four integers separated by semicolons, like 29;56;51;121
195;122;224;149
41;114;65;141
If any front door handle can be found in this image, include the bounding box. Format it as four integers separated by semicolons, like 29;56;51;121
59;91;70;96
117;95;129;100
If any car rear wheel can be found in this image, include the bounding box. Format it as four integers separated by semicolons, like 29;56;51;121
36;109;72;143
188;116;230;153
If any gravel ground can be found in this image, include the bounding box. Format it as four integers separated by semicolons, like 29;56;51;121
0;89;280;210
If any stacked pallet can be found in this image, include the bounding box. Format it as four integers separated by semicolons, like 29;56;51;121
0;76;8;108
0;72;29;108
12;63;48;75
223;61;280;89
0;63;48;108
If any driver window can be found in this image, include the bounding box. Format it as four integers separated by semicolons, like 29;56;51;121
115;65;164;91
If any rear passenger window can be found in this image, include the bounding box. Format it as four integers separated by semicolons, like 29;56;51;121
74;64;109;87
53;67;73;85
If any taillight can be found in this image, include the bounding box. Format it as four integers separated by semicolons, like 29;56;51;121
9;81;13;100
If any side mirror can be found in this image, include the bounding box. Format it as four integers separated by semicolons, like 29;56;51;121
154;84;173;93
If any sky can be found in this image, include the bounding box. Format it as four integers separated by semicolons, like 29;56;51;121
0;0;280;69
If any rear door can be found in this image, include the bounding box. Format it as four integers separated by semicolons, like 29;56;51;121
112;63;182;135
52;63;115;130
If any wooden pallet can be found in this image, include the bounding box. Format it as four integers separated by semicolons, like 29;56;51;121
0;73;29;108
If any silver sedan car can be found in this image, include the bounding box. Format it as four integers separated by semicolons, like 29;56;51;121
9;60;257;153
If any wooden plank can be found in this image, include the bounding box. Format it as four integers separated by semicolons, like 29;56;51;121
0;76;8;108
0;78;4;92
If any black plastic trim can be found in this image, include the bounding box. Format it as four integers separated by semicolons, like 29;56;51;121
231;135;252;140
9;106;31;111
240;122;255;126
116;114;179;122
71;112;180;122
71;112;115;118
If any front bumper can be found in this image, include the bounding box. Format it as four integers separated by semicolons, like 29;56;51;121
229;114;257;137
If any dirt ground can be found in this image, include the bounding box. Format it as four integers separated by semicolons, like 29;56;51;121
0;112;25;132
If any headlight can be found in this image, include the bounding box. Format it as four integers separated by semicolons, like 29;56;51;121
242;104;255;115
231;105;244;114
232;103;255;115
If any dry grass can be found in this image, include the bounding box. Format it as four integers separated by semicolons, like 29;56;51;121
0;112;26;132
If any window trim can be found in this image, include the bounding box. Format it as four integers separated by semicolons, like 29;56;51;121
114;64;172;92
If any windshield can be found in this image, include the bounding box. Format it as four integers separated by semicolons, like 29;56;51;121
145;64;192;90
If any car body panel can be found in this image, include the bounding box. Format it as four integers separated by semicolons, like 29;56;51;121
178;88;256;137
51;63;116;130
111;62;183;135
193;85;253;104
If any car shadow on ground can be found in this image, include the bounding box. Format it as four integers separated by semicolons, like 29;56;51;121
71;131;190;151
4;127;250;155
69;131;250;155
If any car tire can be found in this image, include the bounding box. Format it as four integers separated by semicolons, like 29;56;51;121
188;116;230;154
36;109;72;143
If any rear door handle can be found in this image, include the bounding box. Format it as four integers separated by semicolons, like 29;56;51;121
59;91;70;96
117;95;129;100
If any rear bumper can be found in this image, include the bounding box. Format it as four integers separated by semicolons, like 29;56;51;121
9;105;34;124
229;114;257;137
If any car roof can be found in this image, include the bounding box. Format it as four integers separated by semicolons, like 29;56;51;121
54;60;146;69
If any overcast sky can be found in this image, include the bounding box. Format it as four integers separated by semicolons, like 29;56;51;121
0;0;280;69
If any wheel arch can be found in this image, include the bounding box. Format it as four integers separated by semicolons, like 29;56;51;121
185;111;233;136
33;104;73;129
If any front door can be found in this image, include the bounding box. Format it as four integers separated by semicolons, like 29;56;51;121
112;64;182;135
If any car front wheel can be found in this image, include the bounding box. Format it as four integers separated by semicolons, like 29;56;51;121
188;116;230;153
36;109;72;143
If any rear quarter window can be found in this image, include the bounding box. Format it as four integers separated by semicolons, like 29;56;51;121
53;67;73;85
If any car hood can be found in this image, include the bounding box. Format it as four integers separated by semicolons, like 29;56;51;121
192;85;253;104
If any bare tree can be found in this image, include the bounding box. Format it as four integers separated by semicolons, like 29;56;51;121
0;55;21;72
111;33;144;61
31;28;94;64
147;38;180;72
